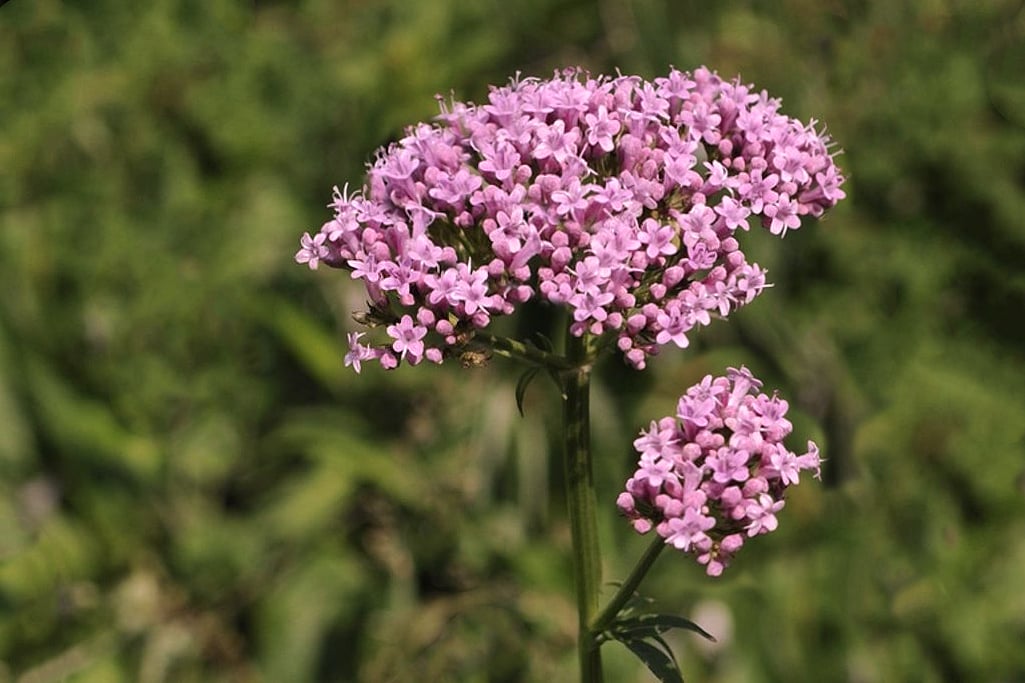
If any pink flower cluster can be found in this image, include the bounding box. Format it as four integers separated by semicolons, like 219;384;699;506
296;67;845;371
617;367;821;575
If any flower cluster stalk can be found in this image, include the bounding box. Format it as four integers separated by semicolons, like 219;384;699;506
590;535;667;636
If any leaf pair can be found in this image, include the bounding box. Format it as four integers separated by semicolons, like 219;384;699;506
602;613;715;683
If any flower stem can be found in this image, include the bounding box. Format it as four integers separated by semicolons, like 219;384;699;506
560;333;603;682
590;534;667;635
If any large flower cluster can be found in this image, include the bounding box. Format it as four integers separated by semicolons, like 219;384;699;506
617;367;820;575
296;67;845;371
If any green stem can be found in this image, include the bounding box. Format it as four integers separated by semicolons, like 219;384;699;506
590;534;667;636
560;333;603;682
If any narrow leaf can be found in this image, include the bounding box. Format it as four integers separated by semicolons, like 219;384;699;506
622;638;685;683
613;613;716;642
515;366;541;417
649;632;682;669
532;332;554;352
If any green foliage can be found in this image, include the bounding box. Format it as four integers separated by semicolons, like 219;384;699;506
2;0;1025;681
621;638;685;683
605;611;717;683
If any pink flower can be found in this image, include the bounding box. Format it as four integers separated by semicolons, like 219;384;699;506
343;332;374;374
715;196;752;231
618;368;821;575
664;507;716;552
450;265;494;316
584;105;621;152
386;315;428;362
764;194;802;236
745;494;785;536
709;447;752;484
295;232;329;270
637;218;678;259
637;455;676;488
297;67;844;372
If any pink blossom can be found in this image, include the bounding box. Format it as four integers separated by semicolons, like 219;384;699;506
296;67;844;372
715;196;752;231
745;494;785;536
584;105;622;152
708;447;752;484
637;455;676;488
618;368;821;575
343;332;374;374
637;218;678;259
764;193;802;236
386;315;428;362
295;232;330;270
663;507;716;552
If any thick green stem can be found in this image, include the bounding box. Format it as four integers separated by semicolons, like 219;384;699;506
561;333;603;682
590;534;667;635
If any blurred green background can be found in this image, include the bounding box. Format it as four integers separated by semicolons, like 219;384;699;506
2;1;1025;681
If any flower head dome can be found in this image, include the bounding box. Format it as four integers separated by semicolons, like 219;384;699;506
297;67;845;371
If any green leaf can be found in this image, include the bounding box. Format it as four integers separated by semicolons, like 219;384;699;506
514;366;541;417
621;638;685;683
532;332;555;352
612;613;717;643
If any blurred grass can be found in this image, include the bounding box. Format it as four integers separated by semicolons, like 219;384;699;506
2;0;1025;681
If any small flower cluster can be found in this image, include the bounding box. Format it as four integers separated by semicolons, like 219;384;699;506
296;67;845;371
617;367;820;575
